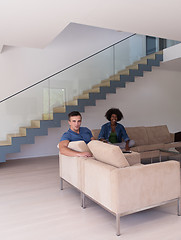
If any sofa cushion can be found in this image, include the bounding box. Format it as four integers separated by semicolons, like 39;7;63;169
88;140;129;168
125;127;149;146
68;141;91;152
91;129;100;140
164;142;181;149
133;143;165;152
146;125;172;144
124;151;141;166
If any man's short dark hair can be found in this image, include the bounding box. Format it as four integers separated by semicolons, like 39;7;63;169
68;111;82;120
105;108;124;121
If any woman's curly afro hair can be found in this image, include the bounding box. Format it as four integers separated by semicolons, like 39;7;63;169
105;108;124;121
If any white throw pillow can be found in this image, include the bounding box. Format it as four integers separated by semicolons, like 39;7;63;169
88;140;129;168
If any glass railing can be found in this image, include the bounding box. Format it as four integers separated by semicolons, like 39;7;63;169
0;34;179;141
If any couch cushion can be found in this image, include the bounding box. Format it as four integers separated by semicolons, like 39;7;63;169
68;141;91;152
134;143;165;152
88;140;129;168
164;142;181;149
91;129;100;140
126;127;149;146
146;125;172;144
124;151;141;166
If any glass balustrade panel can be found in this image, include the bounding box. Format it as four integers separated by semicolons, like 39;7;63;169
114;34;146;76
0;80;52;141
48;46;114;106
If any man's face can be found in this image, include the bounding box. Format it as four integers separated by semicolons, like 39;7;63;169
68;115;82;133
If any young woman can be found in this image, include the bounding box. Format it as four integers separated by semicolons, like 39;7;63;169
98;108;135;151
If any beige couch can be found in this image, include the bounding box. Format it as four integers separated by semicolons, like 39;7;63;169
92;125;181;160
59;140;181;236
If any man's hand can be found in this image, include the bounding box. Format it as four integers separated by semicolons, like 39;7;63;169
77;151;93;157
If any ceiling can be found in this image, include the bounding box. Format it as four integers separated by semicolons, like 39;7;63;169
0;0;181;49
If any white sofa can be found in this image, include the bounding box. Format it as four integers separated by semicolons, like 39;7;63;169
59;140;181;236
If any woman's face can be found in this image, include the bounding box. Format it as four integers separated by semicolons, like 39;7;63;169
110;114;117;125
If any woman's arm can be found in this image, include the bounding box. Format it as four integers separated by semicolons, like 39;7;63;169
98;124;108;142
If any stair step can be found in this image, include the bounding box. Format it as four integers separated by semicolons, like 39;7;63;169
42;106;66;120
101;78;112;84
42;113;54;120
133;51;163;65
126;64;139;70
65;100;78;106
53;106;66;113
31;120;41;128
7;133;25;143
133;54;156;65
19;121;41;135
83;87;100;94
73;93;89;100
117;69;130;75
0;140;11;146
141;52;158;61
144;51;162;60
134;59;148;65
92;81;111;88
103;69;131;82
19;127;27;135
109;74;121;81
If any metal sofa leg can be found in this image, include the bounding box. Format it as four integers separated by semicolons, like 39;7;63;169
116;214;121;236
177;197;181;216
60;178;63;190
81;192;86;209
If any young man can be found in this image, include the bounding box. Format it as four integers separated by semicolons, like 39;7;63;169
59;111;95;157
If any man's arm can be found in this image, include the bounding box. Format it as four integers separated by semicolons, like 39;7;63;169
59;140;92;157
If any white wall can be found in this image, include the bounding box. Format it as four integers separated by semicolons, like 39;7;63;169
164;43;181;62
7;60;181;160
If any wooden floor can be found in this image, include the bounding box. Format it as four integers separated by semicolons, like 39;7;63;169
1;156;181;240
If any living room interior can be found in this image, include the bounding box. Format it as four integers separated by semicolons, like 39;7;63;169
1;0;181;239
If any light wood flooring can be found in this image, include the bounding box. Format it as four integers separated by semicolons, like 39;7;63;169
0;156;181;240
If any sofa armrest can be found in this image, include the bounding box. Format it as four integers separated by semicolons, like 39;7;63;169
170;133;175;142
164;142;181;149
124;151;141;165
59;153;93;191
82;158;117;212
112;161;180;214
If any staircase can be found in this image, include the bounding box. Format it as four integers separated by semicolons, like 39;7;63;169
0;51;163;163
